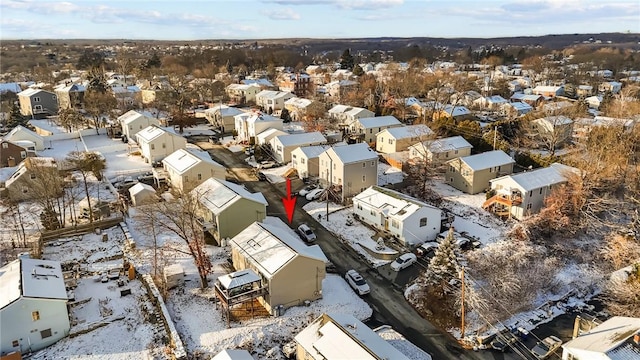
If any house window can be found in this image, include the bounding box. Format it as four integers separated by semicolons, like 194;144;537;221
162;143;166;149
370;209;375;216
389;139;394;145
301;158;305;164
12;340;19;347
184;176;189;182
455;149;459;154
357;203;362;210
34;105;43;112
392;219;399;228
420;218;428;227
32;311;40;321
333;163;336;170
33;97;41;102
369;129;373;134
1;143;7;149
362;175;366;182
526;203;532;210
371;161;375;167
40;328;52;339
380;137;384;143
151;144;155;150
197;174;202;180
30;173;37;179
529;190;533;197
539;188;543;194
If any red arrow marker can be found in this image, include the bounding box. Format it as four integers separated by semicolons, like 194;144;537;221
282;178;297;223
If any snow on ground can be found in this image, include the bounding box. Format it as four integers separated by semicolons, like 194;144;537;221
179;124;216;137
219;135;244;153
42;227;126;265
377;163;405;186
375;325;432;360
303;201;396;267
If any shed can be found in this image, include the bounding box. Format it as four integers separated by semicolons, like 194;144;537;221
128;183;157;206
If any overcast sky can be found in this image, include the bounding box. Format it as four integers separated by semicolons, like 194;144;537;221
1;0;638;40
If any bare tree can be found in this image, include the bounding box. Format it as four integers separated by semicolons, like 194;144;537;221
65;151;106;224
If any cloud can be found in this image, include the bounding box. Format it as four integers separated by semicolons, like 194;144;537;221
262;8;301;20
264;0;404;10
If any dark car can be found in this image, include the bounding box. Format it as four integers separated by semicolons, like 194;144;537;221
490;331;517;352
256;171;267;181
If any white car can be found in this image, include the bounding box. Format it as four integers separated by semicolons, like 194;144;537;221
531;335;562;359
390;253;417;271
345;269;370;295
296;224;317;243
298;184;317;197
415;242;438;257
305;188;325;201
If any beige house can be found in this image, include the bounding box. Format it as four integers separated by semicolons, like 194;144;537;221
291;145;330;180
484;163;577;220
295;313;411;360
225;83;261;104
531;116;574;150
135;125;187;163
192;178;267;243
327;105;374;125
375;124;433;154
255;128;288;146
349;116;403;144
4;157;60;201
118;110;159;141
255;90;294;113
408;136;473;163
270;132;327;164
318;143;378;202
17;88;58;118
283;97;313;121
162;148;226;193
204;105;244;133
54;83;85;110
446;150;514;194
229;221;326;315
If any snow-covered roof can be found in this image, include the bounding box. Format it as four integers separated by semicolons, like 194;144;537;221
245;113;282;124
295;313;410;360
118;110;156;125
510;93;542;101
356;115;402;129
490;163;575;191
381;125;432;140
0;82;22;93
533;85;563;93
230;222;326;277
192;178;267;215
284;97;312;108
534;115;574;126
0;257;67;310
274;132;326;147
256;90;293;100
217;269;261;290
324;143;378;165
443;105;471;116
135;125;180;142
227;83;260;91
241;78;273;87
205;105;245;117
257;128;288;143
212;349;254;360
508;102;533;111
4;125;43;142
162;148;223;175
54;83;86;93
455;150;514;171
420;135;473;153
374;325;432;360
18;88;50;97
128;182;155;196
563;316;640;358
294;144;330;159
353;186;440;221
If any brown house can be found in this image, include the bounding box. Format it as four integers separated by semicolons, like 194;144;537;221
0;140;34;168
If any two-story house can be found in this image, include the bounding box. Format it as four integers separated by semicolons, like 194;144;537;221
283;97;313;121
446;150;515;194
278;72;312;97
327;105;374;125
255;90;294;114
291;144;331;180
118;110;160;141
376;125;433;154
225;83;262;104
408;135;473;163
234;112;283;144
204;105;244;133
135;125;187;164
349;116;403;145
54;83;85;110
4;157;61;200
270;132;327;164
162;148;226;193
17;88;58;118
3;125;45;151
531;115;574;151
318;143;378;202
0;140;34;168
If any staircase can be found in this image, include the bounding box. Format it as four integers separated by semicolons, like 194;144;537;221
482;193;522;218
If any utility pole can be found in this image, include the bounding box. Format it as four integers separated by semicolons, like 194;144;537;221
460;266;465;339
493;126;498;150
326;153;333;221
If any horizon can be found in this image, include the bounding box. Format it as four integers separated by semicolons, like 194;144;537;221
1;0;639;41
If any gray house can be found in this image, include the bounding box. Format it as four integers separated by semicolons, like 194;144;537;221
446;150;515;194
17;88;58;118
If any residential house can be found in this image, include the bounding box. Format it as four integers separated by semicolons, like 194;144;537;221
585;95;603;109
283;97;313;121
449;90;483;107
138;80;170;104
331;69;354;81
349;116;403;144
0;140;34;168
327;105;374;125
561;316;640;360
295;313;411;360
446;150;515;194
162;148;226;193
505;101;533;116
255;90;294;114
433;105;472;121
0;82;22;94
510;93;543;108
473;95;509;110
599;81;623;94
204;105;244;133
255;128;288;146
531;116;574;150
212;349;254;360
4;157;60;200
192;178;267;243
135;125;187;164
291;145;330;180
54;83;85;110
234;112;283;144
326;80;358;100
17;88;58;118
118;110;160;141
353;186;442;246
128;182;158;206
3;125;45;151
229;221;326;315
318;143;378;202
270;132;327;164
0;257;70;356
112;85;141;108
484;163;577;220
225;83;262;104
241;78;275;90
376;124;433;154
576;85;593;97
278;72;312;97
408;135;473;163
532;85;564;98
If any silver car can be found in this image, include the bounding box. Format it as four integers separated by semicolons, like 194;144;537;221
531;336;562;359
345;269;370;295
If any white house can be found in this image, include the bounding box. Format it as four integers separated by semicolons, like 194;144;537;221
283;97;313;121
327;105;374;124
162;148;226;193
234;112;283;144
353;186;442;246
561;316;640;360
375;124;433;154
204;105;245;133
136;125;187;163
118;110;159;141
3;125;45;151
532;85;564;98
474;95;509;109
255;128;288;146
0;257;70;355
350;116;403;144
485;163;577;220
599;81;623;94
408;135;473;163
291;145;331;180
225;83;261;104
255;90;294;113
295;313;411;360
585;95;603;109
270;132;327;164
318;143;378;202
128;182;158;206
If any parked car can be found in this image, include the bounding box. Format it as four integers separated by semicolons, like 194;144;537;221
390;253;417;271
244;146;255;156
345;269;370;295
256;171;267;181
296;224;317;243
490;331;517;352
298;184;318;197
531;336;562;359
114;177;138;191
415;242;438;257
305;188;325;201
259;160;277;169
137;172;155;185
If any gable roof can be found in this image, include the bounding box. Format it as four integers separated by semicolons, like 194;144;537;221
162;148;223;175
356;116;402;129
490;163;574;191
229;222;326;277
284;97;312;108
381;125;432;140
256;90;293;100
324;143;378;164
192;178;267;215
0;82;22;93
136;125;181;142
0;257;67;310
118;110;156;125
294;144;331;159
534;115;574;126
508;102;533;112
245;113;282;124
205;105;245;117
443;105;471;116
18;88;51;97
563;316;640;358
4;125;44;142
354;186;440;221
212;349;254;360
422;135;473;153
454;150;514;171
274;132;326;147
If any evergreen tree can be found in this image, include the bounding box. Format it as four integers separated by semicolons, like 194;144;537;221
280;108;292;123
340;49;355;70
352;64;364;76
6;102;27;128
426;228;461;292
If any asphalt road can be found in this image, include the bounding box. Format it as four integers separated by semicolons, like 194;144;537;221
197;141;528;360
